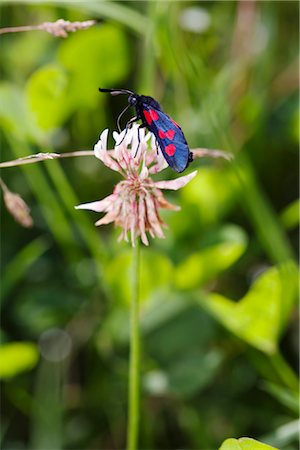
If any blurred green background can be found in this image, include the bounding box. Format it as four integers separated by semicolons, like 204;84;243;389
0;1;299;449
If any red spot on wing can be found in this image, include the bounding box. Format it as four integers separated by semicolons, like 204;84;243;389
158;130;165;139
166;129;175;140
144;110;152;125
165;144;176;156
150;109;159;121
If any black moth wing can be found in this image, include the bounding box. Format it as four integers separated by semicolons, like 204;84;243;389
141;104;191;173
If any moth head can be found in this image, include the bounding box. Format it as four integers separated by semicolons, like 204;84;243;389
128;94;138;106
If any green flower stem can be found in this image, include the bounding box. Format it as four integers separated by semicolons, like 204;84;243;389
127;238;141;450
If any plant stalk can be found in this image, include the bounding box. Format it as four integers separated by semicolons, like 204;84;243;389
126;238;141;450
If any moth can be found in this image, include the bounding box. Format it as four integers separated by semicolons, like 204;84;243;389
99;88;193;173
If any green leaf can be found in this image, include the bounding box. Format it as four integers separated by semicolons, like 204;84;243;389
1;236;50;305
260;419;300;449
0;83;42;140
180;167;240;227
104;248;173;306
0;342;39;378
175;225;248;290
262;381;299;414
25;64;69;130
280;198;300;230
219;437;278;450
144;303;221;398
200;261;298;353
168;349;223;397
58;25;130;108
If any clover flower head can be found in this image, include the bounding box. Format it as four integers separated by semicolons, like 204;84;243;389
76;125;197;246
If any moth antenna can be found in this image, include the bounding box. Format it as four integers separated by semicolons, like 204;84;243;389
99;88;133;96
117;104;131;133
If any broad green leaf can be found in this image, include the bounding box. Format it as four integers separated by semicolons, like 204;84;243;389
219;437;278;450
26;64;69;130
200;261;298;353
0;342;39;378
260;419;300;449
2;30;52;78
58;25;130;108
280;198;300;230
145;304;217;362
104;249;173;306
143;351;223;398
144;303;221;397
168;349;223;397
0;83;42;141
179;167;240;227
175;225;248;290
141;295;193;335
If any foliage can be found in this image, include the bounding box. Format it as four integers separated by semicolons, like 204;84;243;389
0;342;39;378
219;437;278;450
0;1;298;450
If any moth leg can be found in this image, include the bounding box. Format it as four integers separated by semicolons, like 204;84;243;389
155;138;160;155
126;116;139;128
134;123;146;157
116;116;138;146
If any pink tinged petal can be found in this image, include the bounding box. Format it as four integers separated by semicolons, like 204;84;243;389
75;194;116;212
131;217;137;246
138;194;149;246
152;193;167;227
94;129;108;159
131;126;142;152
145;131;152;142
96;150;122;173
113;129;127;144
120;197;130;238
130;125;141;154
101;153;122;173
145;193;165;239
140;165;149;180
95;209;119;226
155;170;198;190
112;130;123;144
150;133;156;148
116;145;132;172
149;148;168;174
140;233;149;246
148;229;154;238
157;193;180;211
145;149;156;167
114;127;134;147
149;158;168;174
130;199;138;244
94;130;123;173
132;128;149;164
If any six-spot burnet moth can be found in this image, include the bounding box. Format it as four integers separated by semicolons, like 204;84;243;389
99;88;193;173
